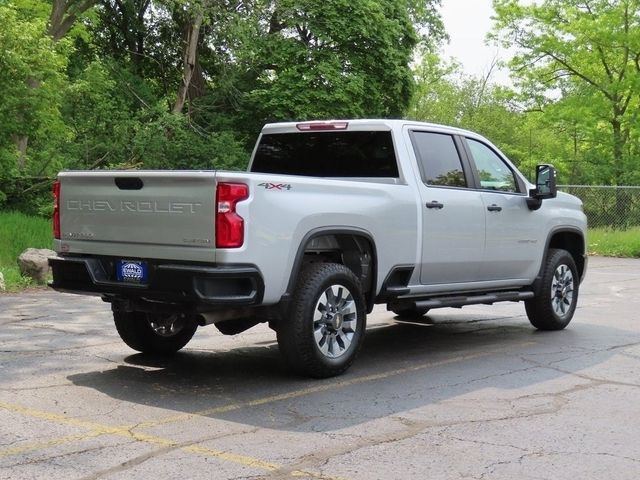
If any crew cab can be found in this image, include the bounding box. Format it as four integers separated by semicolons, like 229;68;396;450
50;120;588;377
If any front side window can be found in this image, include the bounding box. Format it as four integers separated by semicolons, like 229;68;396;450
467;139;518;193
411;132;467;188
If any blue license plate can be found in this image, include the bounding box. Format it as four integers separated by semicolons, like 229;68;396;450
116;260;148;284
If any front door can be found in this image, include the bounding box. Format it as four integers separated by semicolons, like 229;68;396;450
464;137;542;281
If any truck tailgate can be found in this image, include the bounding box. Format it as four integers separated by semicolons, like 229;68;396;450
59;171;216;252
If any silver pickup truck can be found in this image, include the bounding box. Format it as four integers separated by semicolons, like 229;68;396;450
50;120;588;377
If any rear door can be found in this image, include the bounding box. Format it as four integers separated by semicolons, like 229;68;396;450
407;129;486;285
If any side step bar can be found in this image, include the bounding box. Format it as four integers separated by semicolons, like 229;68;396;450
413;291;535;309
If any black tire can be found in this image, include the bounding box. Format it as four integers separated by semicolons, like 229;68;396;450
525;248;579;330
113;310;198;354
391;307;430;319
277;262;366;378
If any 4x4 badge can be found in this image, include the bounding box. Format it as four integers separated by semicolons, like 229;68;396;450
258;182;292;191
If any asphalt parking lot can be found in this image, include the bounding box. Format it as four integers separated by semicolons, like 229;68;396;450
1;256;640;480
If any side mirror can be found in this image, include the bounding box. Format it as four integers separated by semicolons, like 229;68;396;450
527;164;557;210
534;164;557;199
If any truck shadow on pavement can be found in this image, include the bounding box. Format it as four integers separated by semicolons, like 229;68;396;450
67;314;639;433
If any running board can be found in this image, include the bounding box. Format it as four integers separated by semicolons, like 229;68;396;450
413;291;535;309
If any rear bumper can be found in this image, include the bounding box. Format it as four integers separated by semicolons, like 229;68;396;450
49;255;264;307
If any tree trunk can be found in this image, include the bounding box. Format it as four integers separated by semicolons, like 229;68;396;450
172;12;204;115
612;117;625;184
12;135;29;170
48;0;97;41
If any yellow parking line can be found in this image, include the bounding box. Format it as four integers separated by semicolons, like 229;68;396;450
0;431;104;458
0;401;127;434
0;401;343;479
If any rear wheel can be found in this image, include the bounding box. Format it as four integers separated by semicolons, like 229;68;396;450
525;248;579;330
277;263;366;378
113;310;198;354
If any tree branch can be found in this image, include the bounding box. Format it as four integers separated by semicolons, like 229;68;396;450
48;0;98;41
543;50;614;100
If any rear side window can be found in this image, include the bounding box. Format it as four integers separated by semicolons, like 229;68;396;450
251;131;399;177
410;131;467;188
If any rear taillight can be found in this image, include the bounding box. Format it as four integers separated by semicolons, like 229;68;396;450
53;180;60;239
216;183;249;248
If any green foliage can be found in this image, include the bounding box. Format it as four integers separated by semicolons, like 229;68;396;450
409;20;640;187
0;176;54;216
492;0;640;186
61;60;139;170
1;0;445;216
408;54;542;178
133;111;248;170
0;211;52;291
244;0;420;121
0;5;68;170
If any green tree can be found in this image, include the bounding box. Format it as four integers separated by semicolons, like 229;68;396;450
133;111;247;170
1;0;447;214
408;52;598;184
0;5;68;174
492;0;640;186
61;60;139;169
221;0;444;134
408;54;536;172
408;53;466;125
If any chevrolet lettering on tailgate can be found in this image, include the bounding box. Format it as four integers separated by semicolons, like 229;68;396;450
66;199;202;214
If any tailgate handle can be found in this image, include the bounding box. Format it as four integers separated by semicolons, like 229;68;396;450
115;177;144;190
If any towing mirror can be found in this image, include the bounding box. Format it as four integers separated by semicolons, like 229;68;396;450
534;164;557;199
527;164;557;210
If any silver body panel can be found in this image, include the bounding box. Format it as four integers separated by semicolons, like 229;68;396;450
54;120;588;305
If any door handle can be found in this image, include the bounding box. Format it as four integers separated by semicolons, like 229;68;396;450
487;204;502;212
426;201;444;209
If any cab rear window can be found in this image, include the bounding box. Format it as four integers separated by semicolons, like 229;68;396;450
251;131;399;177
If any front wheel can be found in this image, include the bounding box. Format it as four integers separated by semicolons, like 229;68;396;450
277;263;366;378
113;310;198;354
525;248;579;330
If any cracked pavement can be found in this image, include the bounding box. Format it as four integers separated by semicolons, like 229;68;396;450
1;256;640;479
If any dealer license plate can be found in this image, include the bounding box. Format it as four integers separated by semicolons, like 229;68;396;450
116;260;148;284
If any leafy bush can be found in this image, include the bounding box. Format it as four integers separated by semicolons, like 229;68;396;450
133;112;248;171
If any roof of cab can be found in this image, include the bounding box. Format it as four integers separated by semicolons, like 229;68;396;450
260;119;483;139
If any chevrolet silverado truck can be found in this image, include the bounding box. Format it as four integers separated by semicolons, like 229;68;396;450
49;120;587;378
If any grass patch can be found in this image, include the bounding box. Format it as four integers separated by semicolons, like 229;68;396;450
588;227;640;258
0;211;53;292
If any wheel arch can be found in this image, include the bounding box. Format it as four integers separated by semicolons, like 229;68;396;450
534;227;586;292
283;227;378;312
547;228;586;281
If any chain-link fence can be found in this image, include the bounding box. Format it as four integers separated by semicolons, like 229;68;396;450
558;185;640;229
